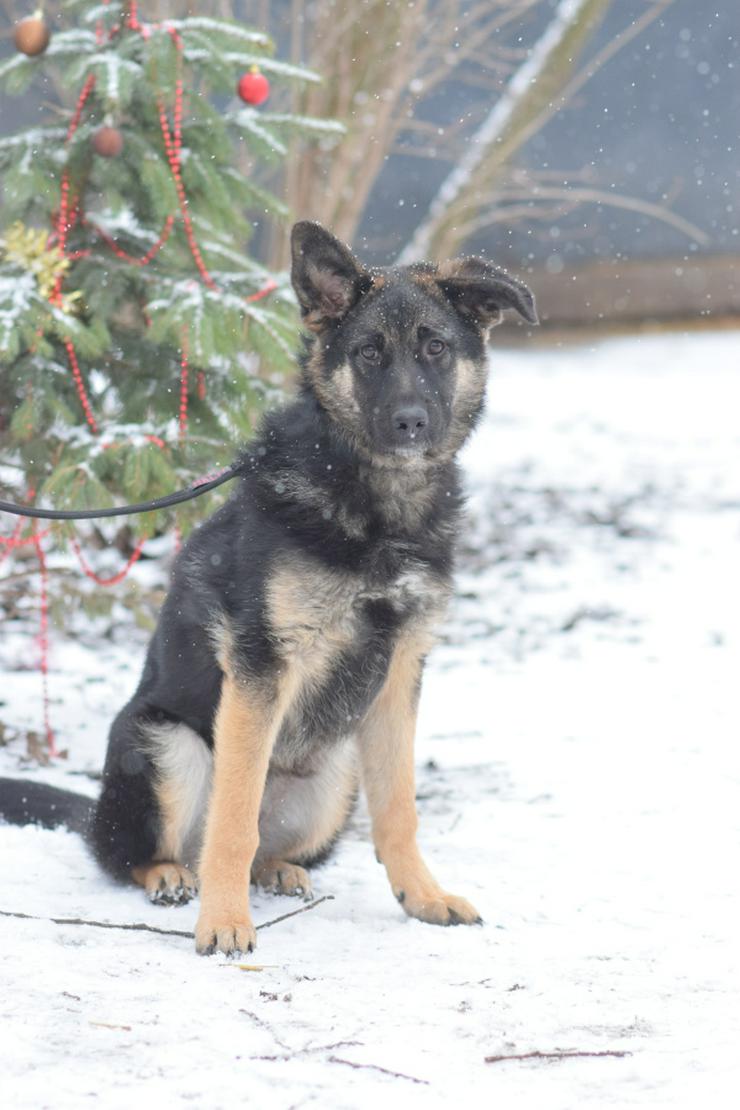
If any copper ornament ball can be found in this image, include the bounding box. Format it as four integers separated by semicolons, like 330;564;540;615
93;126;124;158
14;16;51;56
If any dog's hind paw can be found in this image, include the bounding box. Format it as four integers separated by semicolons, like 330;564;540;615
131;862;198;906
252;859;313;900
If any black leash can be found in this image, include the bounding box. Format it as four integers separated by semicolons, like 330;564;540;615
0;466;239;521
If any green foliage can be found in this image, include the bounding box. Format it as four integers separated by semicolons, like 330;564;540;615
0;0;334;571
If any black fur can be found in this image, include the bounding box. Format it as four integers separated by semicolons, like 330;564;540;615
0;779;93;835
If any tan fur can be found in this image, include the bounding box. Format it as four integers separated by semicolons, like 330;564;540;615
252;859;312;897
306;356;363;433
154;780;185;862
131;861;197;904
143;721;212;868
359;628;481;927
266;559;359;686
447;356;489;457
195;673;296;955
267;555;448;676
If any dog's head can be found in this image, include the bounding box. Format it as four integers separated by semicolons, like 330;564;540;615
291;221;537;464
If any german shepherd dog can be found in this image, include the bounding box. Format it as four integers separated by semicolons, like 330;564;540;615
0;222;536;955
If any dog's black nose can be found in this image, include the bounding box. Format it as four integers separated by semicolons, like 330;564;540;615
392;405;428;439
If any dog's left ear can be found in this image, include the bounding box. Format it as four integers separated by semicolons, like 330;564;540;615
291;221;368;331
436;258;538;333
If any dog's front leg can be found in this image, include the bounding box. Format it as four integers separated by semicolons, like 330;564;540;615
195;673;282;956
359;634;482;927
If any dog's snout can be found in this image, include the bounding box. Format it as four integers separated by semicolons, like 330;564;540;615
392;404;428;439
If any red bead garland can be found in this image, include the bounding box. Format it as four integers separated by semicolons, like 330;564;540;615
63;338;98;435
32;529;57;757
71;535;147;587
83;213;176;267
179;327;189;441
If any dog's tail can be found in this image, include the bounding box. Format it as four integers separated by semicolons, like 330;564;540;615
0;777;94;836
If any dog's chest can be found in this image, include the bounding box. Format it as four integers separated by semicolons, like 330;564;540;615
266;554;446;662
268;554;448;762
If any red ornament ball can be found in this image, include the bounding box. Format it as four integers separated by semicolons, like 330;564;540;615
14;15;51;56
93;126;124;158
237;68;270;106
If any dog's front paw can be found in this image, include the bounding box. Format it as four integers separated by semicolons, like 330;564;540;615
396;886;482;927
194;910;257;956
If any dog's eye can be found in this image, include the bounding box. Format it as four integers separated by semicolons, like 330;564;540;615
360;343;379;362
426;338;446;356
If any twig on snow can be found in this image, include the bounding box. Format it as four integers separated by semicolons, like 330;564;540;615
0;894;335;939
485;1049;632;1063
240;1008;292;1053
327;1056;429;1085
250;1040;364;1063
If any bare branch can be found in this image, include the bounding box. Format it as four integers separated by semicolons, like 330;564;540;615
328;1055;430;1085
486;1049;632;1063
465;184;709;244
509;0;676;160
0;894;336;939
397;0;612;262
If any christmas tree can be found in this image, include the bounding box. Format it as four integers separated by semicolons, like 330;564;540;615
0;1;341;535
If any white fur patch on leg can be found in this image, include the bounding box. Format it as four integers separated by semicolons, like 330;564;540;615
142;720;213;868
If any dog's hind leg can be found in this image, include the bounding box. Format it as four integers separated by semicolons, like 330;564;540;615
91;710;210;906
131;719;212;904
131;861;198;905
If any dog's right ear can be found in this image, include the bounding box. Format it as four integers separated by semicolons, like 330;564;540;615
291;222;367;331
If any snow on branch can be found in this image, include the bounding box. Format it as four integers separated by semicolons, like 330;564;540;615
181;49;321;84
261;114;345;137
227;109;288;157
0;272;36;353
163;17;271;50
0;128;67;152
0;29;97;80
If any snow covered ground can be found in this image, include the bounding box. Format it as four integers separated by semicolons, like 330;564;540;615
1;328;739;1108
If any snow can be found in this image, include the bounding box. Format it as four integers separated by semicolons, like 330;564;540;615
0;270;37;351
2;328;740;1107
